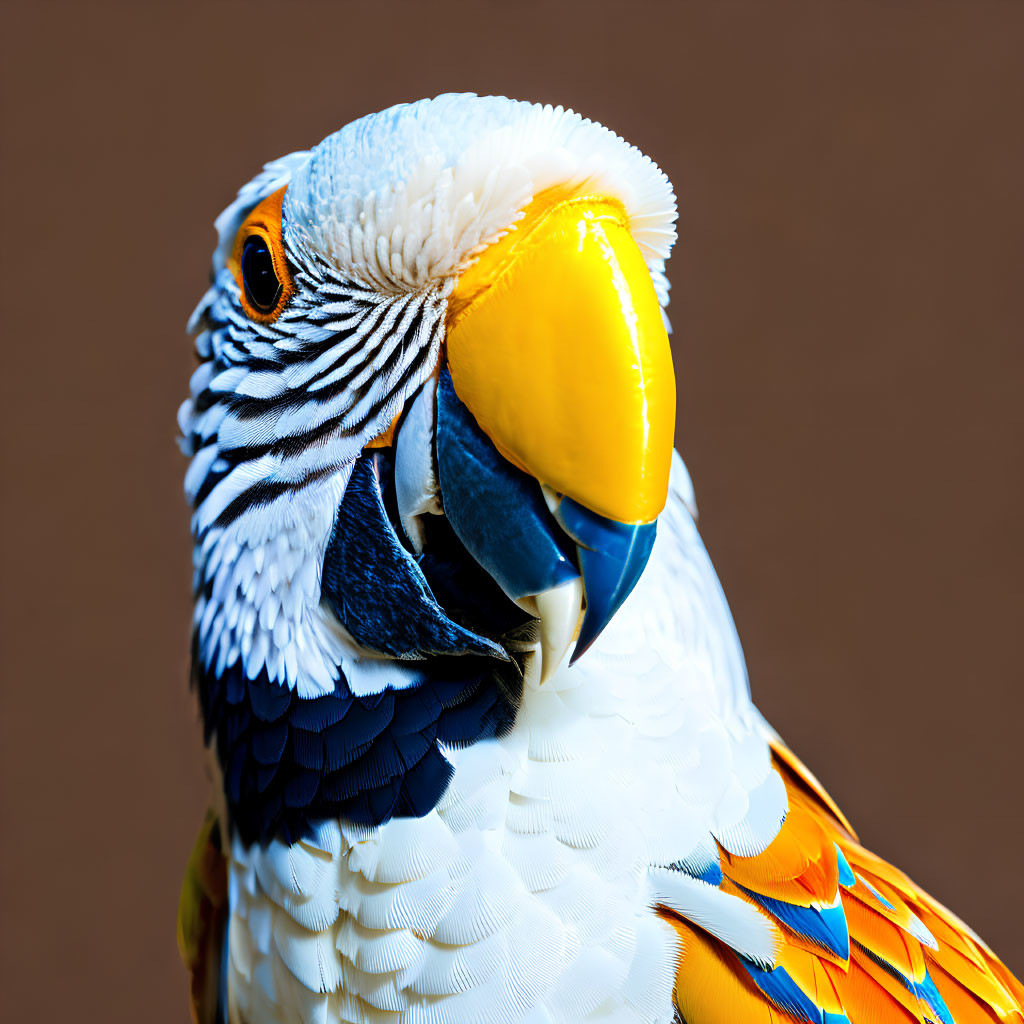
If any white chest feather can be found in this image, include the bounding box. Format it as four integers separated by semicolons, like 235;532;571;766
224;460;786;1024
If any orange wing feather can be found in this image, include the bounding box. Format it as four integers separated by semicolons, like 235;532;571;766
662;740;1023;1023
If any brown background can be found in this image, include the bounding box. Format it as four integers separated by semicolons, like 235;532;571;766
2;0;1022;1019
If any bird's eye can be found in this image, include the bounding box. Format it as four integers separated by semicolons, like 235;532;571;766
241;235;283;314
229;186;293;323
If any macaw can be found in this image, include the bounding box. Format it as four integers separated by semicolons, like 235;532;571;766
176;94;1022;1024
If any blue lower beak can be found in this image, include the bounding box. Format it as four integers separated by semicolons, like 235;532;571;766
554;499;657;663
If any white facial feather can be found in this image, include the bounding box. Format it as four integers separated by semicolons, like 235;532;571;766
283;93;676;292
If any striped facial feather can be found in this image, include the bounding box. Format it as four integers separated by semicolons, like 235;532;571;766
181;251;449;700
184;267;447;528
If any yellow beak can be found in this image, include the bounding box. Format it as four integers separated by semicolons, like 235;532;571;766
445;193;676;526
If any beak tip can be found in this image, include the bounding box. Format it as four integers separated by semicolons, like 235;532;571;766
556;499;658;667
566;640;590;668
566;596;617;667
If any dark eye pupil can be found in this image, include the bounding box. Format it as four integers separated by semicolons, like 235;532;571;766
241;235;282;313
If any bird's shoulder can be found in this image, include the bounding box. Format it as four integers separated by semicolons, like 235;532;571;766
660;738;1024;1023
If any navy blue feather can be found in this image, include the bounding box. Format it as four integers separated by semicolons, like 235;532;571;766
321;452;505;660
196;641;525;844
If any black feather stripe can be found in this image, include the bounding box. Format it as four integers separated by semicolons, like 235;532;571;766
213;465;339;529
225;304;395;422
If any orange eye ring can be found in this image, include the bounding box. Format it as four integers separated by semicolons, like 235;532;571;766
228;186;294;324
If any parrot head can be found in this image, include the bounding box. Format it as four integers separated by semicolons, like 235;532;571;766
181;94;677;839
